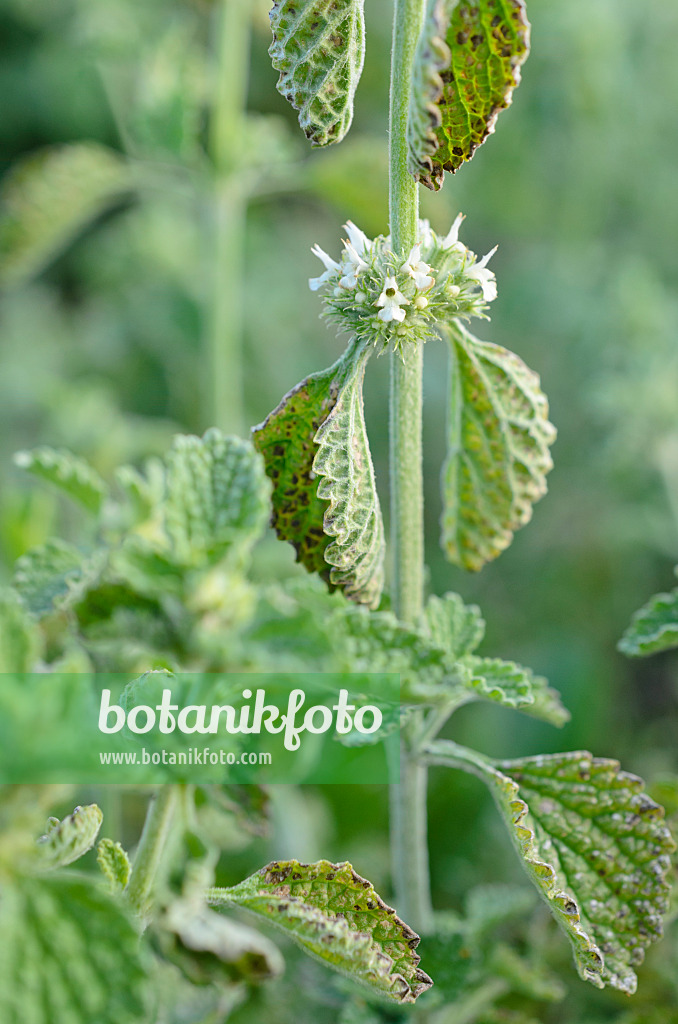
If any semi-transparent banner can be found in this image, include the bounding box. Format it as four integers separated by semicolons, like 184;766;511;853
0;672;400;784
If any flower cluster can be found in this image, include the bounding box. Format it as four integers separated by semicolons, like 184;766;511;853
309;216;497;350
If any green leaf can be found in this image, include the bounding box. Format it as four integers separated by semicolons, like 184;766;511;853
490;942;566;1002
0;590;41;672
162;430;271;568
253;339;384;608
619;585;678;656
462;748;675;993
269;0;366;146
157;896;284;984
12;539;85;617
424;591;485;659
97;838;132;893
208;859;432;1003
441;324;556;571
464;883;535;939
37;804;103;869
465;657;570;727
0;874;148;1023
408;0;530;189
14;447;108;515
0;143;131;286
335;605;465;704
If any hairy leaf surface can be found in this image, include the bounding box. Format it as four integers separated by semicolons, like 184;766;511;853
466;657;570;726
208;859;432;1003
424;591;485;659
37;804;103;869
14;447;108;515
253;340;384;607
619;585;678;656
0;143;131;286
97;839;132;892
12;540;84;618
408;0;530;189
450;748;676;993
162;430;271;567
0;875;147;1023
269;0;366;146
441;324;555;570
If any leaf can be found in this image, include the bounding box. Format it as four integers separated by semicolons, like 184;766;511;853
441;324;556;571
0;590;41;672
335;605;466;704
208;859;432;1003
158;896;284;984
253;339;384;608
36;804;103;869
97;839;132;893
0;874;148;1023
0;143;131;286
618;586;678;657
269;0;366;146
162;430;271;567
424;592;485;659
464;883;535;939
14;447;108;515
12;539;85;617
474;749;675;993
466;657;570;727
408;0;530;189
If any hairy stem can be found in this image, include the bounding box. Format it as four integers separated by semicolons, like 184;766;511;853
207;0;251;434
388;0;431;934
126;785;178;919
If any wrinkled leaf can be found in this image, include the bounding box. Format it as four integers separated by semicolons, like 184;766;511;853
208;859;432;1002
619;585;678;657
37;804;103;869
253;339;384;608
0;590;41;672
424;591;485;659
14;447;108;515
12;539;85;617
269;0;366;146
441;324;555;570
466;657;570;726
437;746;676;993
0;874;148;1023
408;0;530;189
162;430;271;567
97;838;132;893
0;143;131;286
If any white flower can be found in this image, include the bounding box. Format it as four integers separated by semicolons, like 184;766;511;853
339;240;370;289
418;218;434;250
374;276;409;323
466;246;498;301
343;220;371;256
309;243;340;291
401;243;435;291
441;212;466;253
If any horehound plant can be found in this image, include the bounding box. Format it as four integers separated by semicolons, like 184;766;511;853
0;1;675;1022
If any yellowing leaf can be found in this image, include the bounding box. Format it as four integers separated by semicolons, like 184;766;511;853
441;324;555;570
408;0;530;189
253;339;384;607
208;859;432;1003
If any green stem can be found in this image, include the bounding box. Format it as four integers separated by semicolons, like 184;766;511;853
388;0;431;934
126;786;178;919
208;0;251;435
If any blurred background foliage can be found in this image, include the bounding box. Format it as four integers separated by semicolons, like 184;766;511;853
1;0;677;1020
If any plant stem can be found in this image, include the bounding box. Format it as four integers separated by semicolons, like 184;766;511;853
126;786;178;919
388;0;431;934
208;0;251;435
